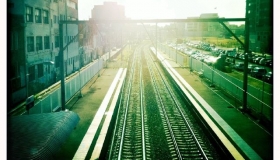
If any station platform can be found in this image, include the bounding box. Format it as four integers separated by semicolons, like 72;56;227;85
53;59;127;159
53;47;272;159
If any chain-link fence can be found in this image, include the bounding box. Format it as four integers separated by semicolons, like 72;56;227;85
159;44;273;122
26;48;125;115
27;58;104;114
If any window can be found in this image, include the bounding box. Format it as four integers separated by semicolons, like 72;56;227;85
36;36;43;51
53;15;57;24
27;36;34;52
43;10;49;24
37;64;43;78
44;36;50;49
26;6;33;22
35;8;42;23
10;31;18;50
67;0;77;10
60;14;64;21
28;66;35;82
55;36;59;48
55;56;59;67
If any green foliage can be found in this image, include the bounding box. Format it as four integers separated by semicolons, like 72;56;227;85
187;37;244;48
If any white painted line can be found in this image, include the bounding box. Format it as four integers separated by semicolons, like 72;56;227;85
73;68;124;160
91;68;127;160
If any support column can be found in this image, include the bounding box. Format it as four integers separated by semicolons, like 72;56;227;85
59;23;66;111
242;0;250;112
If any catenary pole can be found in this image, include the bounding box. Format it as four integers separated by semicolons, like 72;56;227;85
59;23;66;111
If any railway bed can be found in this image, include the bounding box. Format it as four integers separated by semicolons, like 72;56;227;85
97;43;254;159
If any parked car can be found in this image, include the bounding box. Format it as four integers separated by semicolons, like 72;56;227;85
234;62;244;71
263;71;273;84
234;53;241;59
252;57;263;64
226;50;237;57
204;56;220;66
239;54;245;60
247;64;257;73
258;58;266;65
265;59;273;67
250;67;267;79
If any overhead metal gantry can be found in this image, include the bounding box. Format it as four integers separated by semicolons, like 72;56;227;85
59;16;250;111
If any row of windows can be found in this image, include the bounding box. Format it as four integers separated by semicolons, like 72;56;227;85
26;35;77;52
26;6;49;24
67;55;80;65
55;54;80;68
28;64;50;81
27;36;50;52
65;35;78;44
26;7;69;24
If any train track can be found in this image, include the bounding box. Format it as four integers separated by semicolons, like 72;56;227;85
106;43;223;159
108;45;148;159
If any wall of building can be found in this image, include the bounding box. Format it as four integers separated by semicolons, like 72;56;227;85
8;0;80;108
247;0;273;54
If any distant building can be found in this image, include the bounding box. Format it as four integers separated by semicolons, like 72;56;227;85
247;0;273;54
185;13;222;37
91;2;125;21
90;2;127;54
8;0;79;109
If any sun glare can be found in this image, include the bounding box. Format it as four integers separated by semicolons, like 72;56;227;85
124;0;175;19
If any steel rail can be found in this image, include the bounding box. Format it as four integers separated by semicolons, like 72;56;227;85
154;55;209;160
144;45;183;160
139;55;147;160
108;68;127;160
118;46;146;159
117;48;136;159
146;44;210;159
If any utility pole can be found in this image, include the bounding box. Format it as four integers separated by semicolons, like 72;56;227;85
59;23;66;111
242;0;250;112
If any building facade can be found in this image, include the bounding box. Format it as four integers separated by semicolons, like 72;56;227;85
247;0;273;54
8;0;79;109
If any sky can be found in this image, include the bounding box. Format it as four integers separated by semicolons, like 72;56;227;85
78;0;246;23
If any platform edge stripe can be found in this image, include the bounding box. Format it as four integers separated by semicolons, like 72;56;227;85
162;60;245;159
164;58;262;160
90;68;127;160
152;48;262;160
73;68;124;160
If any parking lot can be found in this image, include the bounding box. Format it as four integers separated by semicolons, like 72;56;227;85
167;41;273;84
